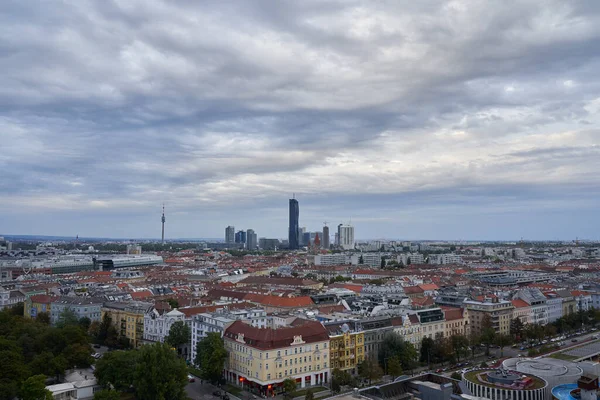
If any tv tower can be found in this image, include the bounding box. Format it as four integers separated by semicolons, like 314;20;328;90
161;204;166;244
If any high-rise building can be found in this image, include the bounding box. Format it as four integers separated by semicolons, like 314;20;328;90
303;232;311;247
322;225;330;249
337;224;355;250
235;230;247;244
288;198;299;250
299;227;306;245
225;226;235;244
246;229;257;250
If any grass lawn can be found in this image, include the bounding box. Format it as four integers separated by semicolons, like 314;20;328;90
293;386;328;397
549;352;578;361
463;370;545;390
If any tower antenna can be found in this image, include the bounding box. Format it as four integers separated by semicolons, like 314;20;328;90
161;203;166;244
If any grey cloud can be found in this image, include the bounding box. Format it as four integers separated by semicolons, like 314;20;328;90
1;0;600;238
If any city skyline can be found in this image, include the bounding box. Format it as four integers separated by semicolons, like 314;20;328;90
1;2;600;240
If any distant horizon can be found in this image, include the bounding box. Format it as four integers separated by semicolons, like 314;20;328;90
1;233;595;244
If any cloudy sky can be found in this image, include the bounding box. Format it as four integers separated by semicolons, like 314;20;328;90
1;0;599;241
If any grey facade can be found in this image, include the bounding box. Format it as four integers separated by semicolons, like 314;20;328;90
288;198;299;250
51;297;103;325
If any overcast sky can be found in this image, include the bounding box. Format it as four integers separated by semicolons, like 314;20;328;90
1;0;600;241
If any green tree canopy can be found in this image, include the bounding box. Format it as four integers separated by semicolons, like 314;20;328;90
95;350;137;392
379;333;418;372
36;312;50;325
55;308;79;328
166;298;179;309
386;356;403;378
133;342;188;400
305;389;314;400
282;378;297;399
494;334;513;357
195;332;227;384
20;375;52;400
93;389;121;400
165;321;191;348
358;358;383;385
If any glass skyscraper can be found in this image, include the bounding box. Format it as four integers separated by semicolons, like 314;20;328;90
288;198;299;249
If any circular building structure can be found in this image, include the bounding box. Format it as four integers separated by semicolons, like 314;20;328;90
462;368;547;400
502;357;583;390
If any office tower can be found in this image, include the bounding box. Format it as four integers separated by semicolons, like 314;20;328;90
303;232;311;247
235;230;247;244
288;198;299;250
246;229;257;250
337;224;355;250
299;227;306;245
225;226;235;244
161;204;166;244
322;225;330;249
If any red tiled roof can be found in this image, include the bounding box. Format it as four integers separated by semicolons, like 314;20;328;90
131;290;153;300
442;307;464;321
411;296;434;306
404;286;425;294
29;294;57;304
260;296;314;308
511;299;529;308
418;283;440;291
225;320;328;350
571;290;591;297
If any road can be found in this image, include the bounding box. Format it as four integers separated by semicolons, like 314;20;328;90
186;379;224;400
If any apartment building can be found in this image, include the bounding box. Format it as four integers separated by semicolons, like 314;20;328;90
325;321;365;375
442;307;469;337
224;320;330;396
102;301;153;348
392;314;422;348
464;298;514;336
50;297;103;325
412;308;445;340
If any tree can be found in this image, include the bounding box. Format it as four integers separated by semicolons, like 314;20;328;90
55;308;79;328
358;358;383;385
96;314;112;345
95;350;137;392
0;349;29;400
133;343;188;400
195;332;227;384
468;332;480;358
36;312;50;325
63;343;94;368
166;298;179;309
282;378;297;399
379;333;418;372
386;356;402;379
20;375;52;400
380;257;386;269
450;372;462;380
359;255;364;264
480;361;487;368
331;380;341;394
451;335;469;363
78;317;91;331
494;334;513;357
420;337;435;365
510;318;525;341
305;389;314;400
93;389;121;400
331;368;354;386
165;321;191;352
480;314;496;356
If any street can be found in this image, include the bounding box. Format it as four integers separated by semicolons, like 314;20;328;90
186;379;224;400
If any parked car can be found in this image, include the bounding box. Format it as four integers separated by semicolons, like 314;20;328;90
571;339;578;343
93;344;101;349
222;395;230;400
187;374;195;383
92;353;101;359
213;391;222;397
591;335;599;339
435;369;444;373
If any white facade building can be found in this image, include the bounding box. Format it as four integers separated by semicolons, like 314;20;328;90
428;253;463;264
143;308;188;343
337;224;355;250
313;254;351;266
398;253;426;265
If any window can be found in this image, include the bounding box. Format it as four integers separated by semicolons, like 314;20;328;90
315;344;319;350
266;353;269;359
324;343;327;348
277;351;281;357
285;360;288;366
285;350;288;356
295;348;298;354
267;374;271;379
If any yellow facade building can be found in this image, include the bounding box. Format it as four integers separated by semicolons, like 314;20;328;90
224;320;330;396
24;294;56;319
101;301;152;348
325;322;365;375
